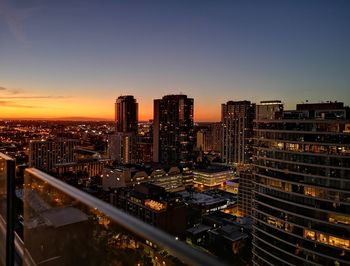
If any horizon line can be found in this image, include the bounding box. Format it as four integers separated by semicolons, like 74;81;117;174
0;117;220;123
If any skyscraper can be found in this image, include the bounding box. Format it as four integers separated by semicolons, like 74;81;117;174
110;95;138;164
237;101;284;218
153;94;194;165
253;102;350;265
221;101;255;165
115;95;138;133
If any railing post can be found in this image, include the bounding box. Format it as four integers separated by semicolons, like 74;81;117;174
6;159;15;266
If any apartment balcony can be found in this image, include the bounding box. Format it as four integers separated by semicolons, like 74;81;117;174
0;153;224;266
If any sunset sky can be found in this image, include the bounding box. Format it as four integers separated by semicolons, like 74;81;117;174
1;0;350;121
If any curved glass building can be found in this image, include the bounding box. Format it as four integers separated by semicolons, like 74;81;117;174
252;102;350;265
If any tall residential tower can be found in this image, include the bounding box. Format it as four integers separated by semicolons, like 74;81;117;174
115;95;138;134
153;94;194;165
221;101;255;165
253;102;350;265
109;95;138;164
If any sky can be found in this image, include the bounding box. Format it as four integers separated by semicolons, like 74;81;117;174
0;0;349;121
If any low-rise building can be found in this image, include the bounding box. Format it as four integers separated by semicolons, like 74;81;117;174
29;138;79;172
53;148;110;179
110;183;187;238
192;165;235;190
186;212;252;263
177;189;237;225
54;160;108;178
102;164;185;192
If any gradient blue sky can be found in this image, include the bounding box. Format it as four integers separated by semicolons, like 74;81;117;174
1;0;349;121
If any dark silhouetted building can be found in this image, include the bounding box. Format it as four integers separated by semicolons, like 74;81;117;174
237;168;253;217
153;94;194;165
210;122;223;154
196;129;210;152
111;183;187;238
137;121;153;163
115;95;138;133
110;95;138;164
221;101;255;165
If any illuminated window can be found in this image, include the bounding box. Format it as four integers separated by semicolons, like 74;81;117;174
329;214;350;225
318;233;328;244
329;236;350;250
304;187;321;197
304;229;316;240
145;199;166;211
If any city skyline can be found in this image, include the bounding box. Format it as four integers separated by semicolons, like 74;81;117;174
1;1;349;265
1;0;350;121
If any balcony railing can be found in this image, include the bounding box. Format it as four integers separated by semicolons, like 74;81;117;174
1;152;225;266
0;153;15;266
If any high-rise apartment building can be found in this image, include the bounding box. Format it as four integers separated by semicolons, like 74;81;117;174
29;139;79;173
110;95;138;164
221;101;255;165
235;101;284;218
210;122;223;154
136;121;153;163
196;129;210;152
153;94;194;165
252;102;350;265
115;95;138;133
237;168;254;217
196;123;222;154
108;132;136;164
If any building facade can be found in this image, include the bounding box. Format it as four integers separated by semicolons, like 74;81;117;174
237;168;254;217
102;165;184;192
256;100;283;120
115;95;138;133
153;94;194;165
110;95;138;164
29;139;79;173
196;129;210;152
192;166;235;189
210;122;223;154
110;184;188;238
221;101;255;165
252;102;350;265
54;160;107;179
108;132;136;164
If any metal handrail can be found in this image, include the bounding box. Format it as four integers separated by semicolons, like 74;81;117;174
25;168;226;266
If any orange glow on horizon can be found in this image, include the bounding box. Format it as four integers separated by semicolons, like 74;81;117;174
1;98;221;122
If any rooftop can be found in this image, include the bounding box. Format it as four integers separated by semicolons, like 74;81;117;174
296;101;344;110
193;164;233;173
41;207;88;228
186;224;211;235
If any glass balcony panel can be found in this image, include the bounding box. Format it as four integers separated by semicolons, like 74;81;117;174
23;168;222;266
0;154;8;266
